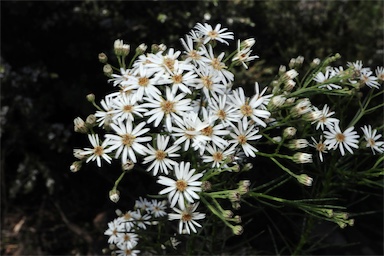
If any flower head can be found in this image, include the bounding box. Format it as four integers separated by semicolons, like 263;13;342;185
157;161;203;208
361;125;384;155
168;202;206;234
324;124;360;156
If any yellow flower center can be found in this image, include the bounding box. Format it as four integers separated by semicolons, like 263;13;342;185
201;126;213;136
94;146;104;156
181;212;192;222
212;152;223;162
176;180;187;191
217;109;227;120
138;77;149;87
238;134;247;145
123;105;133;113
335;133;345;142
160;100;175;114
240;104;252;116
155;150;167;160
122;134;136;147
201;76;213;89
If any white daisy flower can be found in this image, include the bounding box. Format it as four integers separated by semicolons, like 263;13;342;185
134;197;151;213
112;93;147;122
202;144;236;168
105;120;151;163
157;161;203;209
360;69;380;89
80;134;112;167
229;119;262;157
207;94;241;126
361;125;384;155
200;44;234;85
148;199;168;218
324;124;360;156
200;108;230;149
253;82;272;110
180;34;205;66
132;209;152;230
146;48;181;74
95;95;116;127
313;69;342;90
115;248;140;256
310;136;328;162
172;111;211;153
108;68;132;87
117;211;136;231
104;218;125;244
194;65;227;99
159;60;197;94
143;134;181;176
122;64;161;101
168;202;206;234
143;86;193;132
228;87;270;128
312;104;339;130
116;232;139;250
232;39;259;69
194;23;234;45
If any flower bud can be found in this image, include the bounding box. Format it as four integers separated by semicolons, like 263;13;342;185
233;215;242;223
70;161;82;172
201;181;212;191
103;64;113;77
288;139;309;150
86;114;97;126
122;160;135;171
136;43;148;54
293;152;313;164
86;93;95;103
242;163;253;171
74;117;88;133
283;127;297;138
73;149;86;160
291;98;312;117
223;210;234;219
109;189;120;203
98;52;108;63
311;58;321;68
268;95;286;110
296;174;313;186
232;225;243;235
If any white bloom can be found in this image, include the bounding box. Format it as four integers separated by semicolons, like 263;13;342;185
168;202;206;234
310;136;328;162
202;144;236;168
115;248;140;256
116;232;139;250
324;124;360;156
143;86;193;132
375;66;384;81
104;219;125;244
143;134;180;176
200;108;230;149
253;82;272;110
361;125;384;155
148;199;168;218
229;119;262;157
157;161;203;208
228;87;270;128
112;93;147;122
313;69;342;90
194;23;234;45
180;35;205;66
80;134;112;167
134;197;151;213
360;69;380;89
145;48;181;74
200;45;234;85
194;65;227;98
95;95;116;127
232;39;259;69
105;120;151;163
312;104;339;130
108;68;131;87
122;64;161;100
159;60;197;94
172;111;211;153
207;94;241;127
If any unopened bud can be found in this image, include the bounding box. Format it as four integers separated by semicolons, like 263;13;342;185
223;210;234;219
293;152;313;164
70;161;82;172
136;43;148;54
103;64;113;77
232;225;243;235
74;117;88;133
122;160;135;171
109;190;120;203
86;93;95;103
201;181;212;191
98;52;108;63
86;114;97;126
242;163;253;171
283;127;297;138
296;174;313;186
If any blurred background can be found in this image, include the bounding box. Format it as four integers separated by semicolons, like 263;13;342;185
1;0;383;255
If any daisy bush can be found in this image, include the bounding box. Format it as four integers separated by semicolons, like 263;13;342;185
71;23;384;255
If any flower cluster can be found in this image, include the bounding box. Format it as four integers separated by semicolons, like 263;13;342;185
72;22;384;255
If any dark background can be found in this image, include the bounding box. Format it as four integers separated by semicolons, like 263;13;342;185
1;1;383;255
